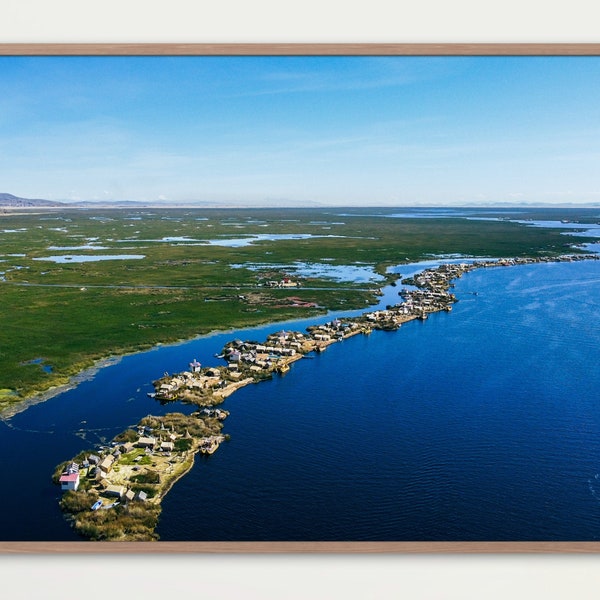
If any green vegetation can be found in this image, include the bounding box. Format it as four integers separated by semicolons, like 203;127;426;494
55;410;224;540
174;438;193;451
130;470;160;484
114;429;139;443
60;490;161;541
118;449;152;466
2;206;597;411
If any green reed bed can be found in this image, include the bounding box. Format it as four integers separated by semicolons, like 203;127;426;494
1;206;595;411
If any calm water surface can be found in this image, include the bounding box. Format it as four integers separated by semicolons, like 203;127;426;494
1;260;599;541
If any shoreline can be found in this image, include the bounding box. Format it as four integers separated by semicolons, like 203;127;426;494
5;252;598;421
2;268;395;419
0;356;124;421
0;309;331;420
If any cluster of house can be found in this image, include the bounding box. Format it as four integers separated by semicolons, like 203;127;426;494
154;254;600;404
198;435;225;455
155;361;228;400
262;276;300;288
222;321;374;371
354;263;472;329
379;255;600;325
404;262;475;291
306;319;365;344
153;321;377;402
197;407;229;420
59;455;147;504
57;425;182;503
476;254;600;266
222;330;305;371
403;255;599;294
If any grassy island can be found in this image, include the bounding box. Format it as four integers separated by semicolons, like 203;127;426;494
55;411;227;541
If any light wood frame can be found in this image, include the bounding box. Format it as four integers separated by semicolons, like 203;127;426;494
1;43;598;553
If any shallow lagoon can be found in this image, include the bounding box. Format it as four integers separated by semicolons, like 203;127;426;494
33;254;146;263
232;261;386;283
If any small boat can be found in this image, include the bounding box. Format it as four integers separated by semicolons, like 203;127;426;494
200;440;220;455
91;500;102;511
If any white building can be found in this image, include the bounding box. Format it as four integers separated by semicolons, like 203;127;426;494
59;472;80;492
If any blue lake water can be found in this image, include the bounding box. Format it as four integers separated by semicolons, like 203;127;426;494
1;259;600;541
231;261;386;283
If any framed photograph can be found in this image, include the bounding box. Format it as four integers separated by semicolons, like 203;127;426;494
1;44;600;554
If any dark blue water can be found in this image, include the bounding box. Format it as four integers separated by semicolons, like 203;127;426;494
157;260;600;541
1;260;599;540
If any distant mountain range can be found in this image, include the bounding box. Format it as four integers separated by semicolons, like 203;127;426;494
1;192;599;210
0;193;65;207
0;193;322;209
0;193;161;209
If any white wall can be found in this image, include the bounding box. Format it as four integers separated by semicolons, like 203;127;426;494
1;2;600;598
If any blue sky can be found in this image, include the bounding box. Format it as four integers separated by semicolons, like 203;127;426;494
1;56;599;205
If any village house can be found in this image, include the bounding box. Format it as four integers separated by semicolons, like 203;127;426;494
136;436;156;449
228;350;241;363
158;381;177;396
207;374;223;386
105;485;125;498
59;472;80;492
312;333;330;341
189;358;202;373
99;455;115;474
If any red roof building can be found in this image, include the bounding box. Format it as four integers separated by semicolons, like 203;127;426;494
59;472;80;492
